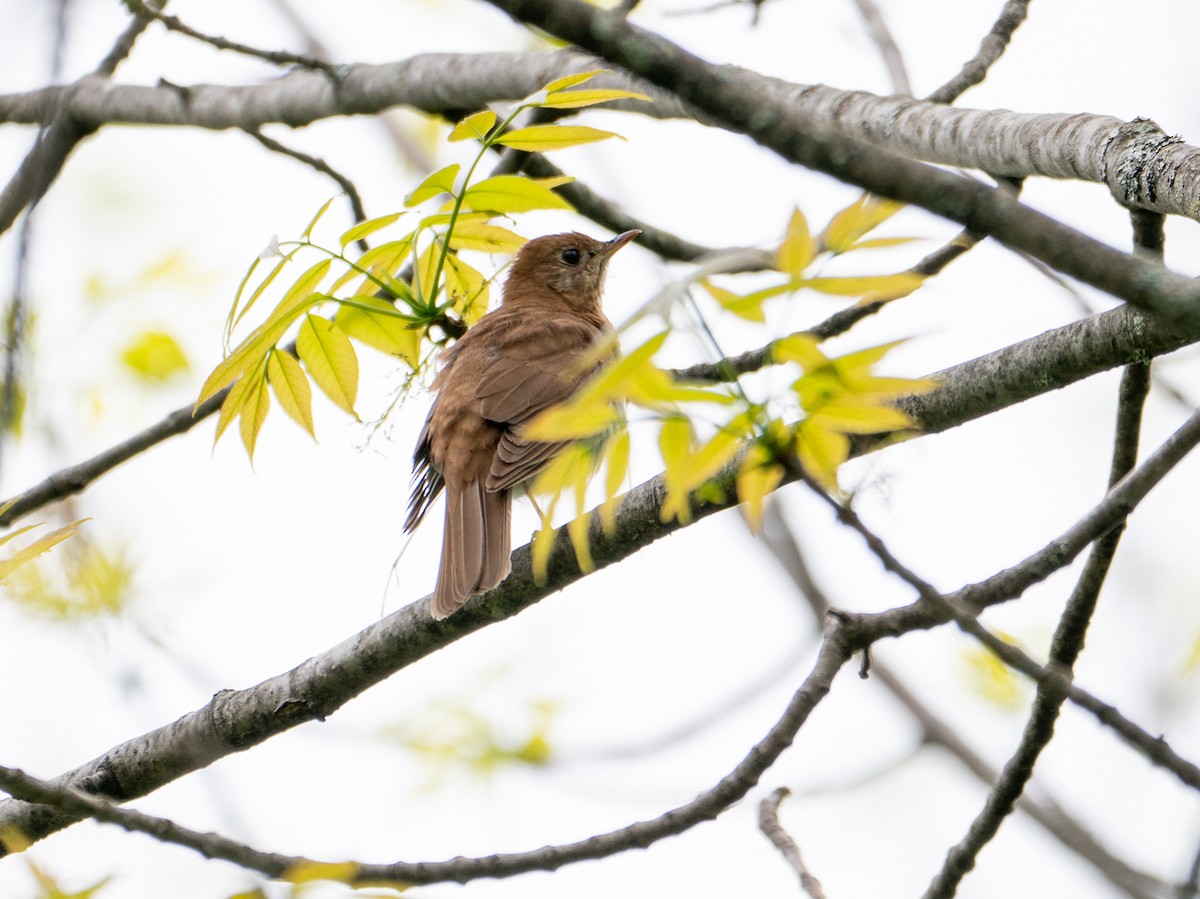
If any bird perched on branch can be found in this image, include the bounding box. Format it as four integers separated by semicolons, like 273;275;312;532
405;229;640;619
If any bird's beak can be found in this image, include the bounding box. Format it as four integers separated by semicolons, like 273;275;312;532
600;229;641;257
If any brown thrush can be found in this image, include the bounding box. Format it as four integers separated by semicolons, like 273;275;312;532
405;229;639;619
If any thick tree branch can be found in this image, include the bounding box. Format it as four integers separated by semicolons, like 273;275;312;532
4;309;1198;852
477;5;1200;327
1;49;1199;222
0;1;163;238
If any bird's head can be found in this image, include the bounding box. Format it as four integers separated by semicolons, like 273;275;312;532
503;229;640;313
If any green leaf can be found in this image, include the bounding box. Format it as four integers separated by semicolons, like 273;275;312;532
447;222;527;253
335;296;421;366
239;374;271;459
496;125;623;152
339;212;404;248
449;110;497;142
266;348;315;437
120;330;190;383
461;175;574;214
297;315;359;417
541;88;652;109
405;163;461;207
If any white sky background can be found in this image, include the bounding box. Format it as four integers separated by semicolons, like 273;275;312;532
0;0;1199;897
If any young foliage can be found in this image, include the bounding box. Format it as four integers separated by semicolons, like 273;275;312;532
199;70;645;459
523;200;936;571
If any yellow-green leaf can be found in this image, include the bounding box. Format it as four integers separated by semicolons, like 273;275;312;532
198;262;329;407
121;330;189;383
213;362;266;445
777;207;815;275
266;348;315;437
447;222;527;254
405;163;460;207
302;195;338;241
771;333;826;370
496;125;622;152
462;175;574;214
531;523;557;586
541;88;652;109
332;237;414;300
795;421;849;489
339;212;404;249
524;402;621;441
599;428;629;536
281;860;361;885
542;70;604;93
821;194;903;254
449;110;497;143
239;374;271;458
0;519;86;582
737;445;785;534
297;315;359;417
848;236;920;251
702;279;766;323
443;253;490;324
335;296;421;366
799;273;924;298
807;401;915;434
659;416;695;524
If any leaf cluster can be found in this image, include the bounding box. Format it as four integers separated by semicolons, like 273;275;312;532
197;71;648;457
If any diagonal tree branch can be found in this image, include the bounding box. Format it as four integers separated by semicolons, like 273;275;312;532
0;618;860;883
757;503;1164;899
1;49;1199;221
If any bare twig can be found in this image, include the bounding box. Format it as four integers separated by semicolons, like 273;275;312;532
758;503;1165;899
759;787;828;898
0;624;859;883
848;0;911;95
123;0;335;72
247;129;369;251
926;0;1033;104
925;309;1154;898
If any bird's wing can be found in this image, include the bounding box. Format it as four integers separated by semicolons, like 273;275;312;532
473;310;609;492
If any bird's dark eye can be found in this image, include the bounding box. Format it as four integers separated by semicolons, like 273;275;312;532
561;247;581;265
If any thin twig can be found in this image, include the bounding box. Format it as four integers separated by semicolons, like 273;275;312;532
0;626;858;883
926;0;1033;104
848;0;911;95
246;129;369;251
123;0;335;72
758;502;1165;898
925;304;1154;898
759;788;828;898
